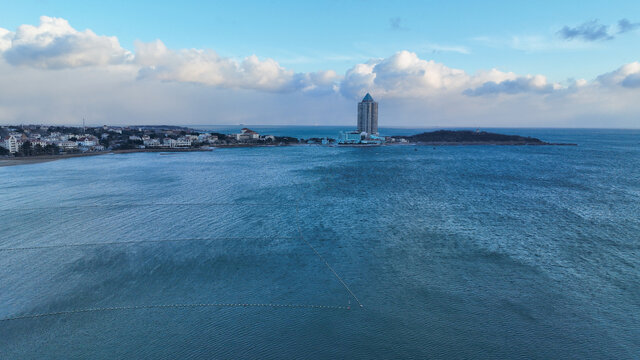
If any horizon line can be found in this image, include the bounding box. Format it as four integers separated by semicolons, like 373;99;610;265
2;124;639;131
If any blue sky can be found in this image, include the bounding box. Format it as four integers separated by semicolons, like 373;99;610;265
4;0;639;80
0;0;639;127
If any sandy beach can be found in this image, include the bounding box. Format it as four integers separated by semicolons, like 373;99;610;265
0;148;211;167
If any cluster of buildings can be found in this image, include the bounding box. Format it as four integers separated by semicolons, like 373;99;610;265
0;128;104;153
234;128;276;142
338;93;385;145
140;133;217;148
1;93;384;155
0;124;287;156
0;125;210;154
137;127;279;148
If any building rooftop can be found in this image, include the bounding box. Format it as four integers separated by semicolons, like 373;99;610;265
362;93;374;102
241;128;258;134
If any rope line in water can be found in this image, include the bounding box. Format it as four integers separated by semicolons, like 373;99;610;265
0;302;350;322
0;236;298;252
2;201;472;213
2;202;300;211
294;203;364;308
0;203;363;320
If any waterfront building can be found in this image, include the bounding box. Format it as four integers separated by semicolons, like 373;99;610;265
357;93;378;135
163;138;177;148
29;139;48;147
336;92;385;144
78;136;97;147
163;137;192;148
143;138;161;147
338;131;364;144
162;138;191;148
59;140;79;150
236;128;260;142
3;135;21;153
336;93;384;145
175;138;192;147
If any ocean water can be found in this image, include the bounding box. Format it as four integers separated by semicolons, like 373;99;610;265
0;128;639;359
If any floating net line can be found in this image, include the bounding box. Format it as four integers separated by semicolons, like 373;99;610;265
0;200;476;214
0;236;298;252
294;203;364;308
0;202;299;212
0;202;365;321
0;303;350;322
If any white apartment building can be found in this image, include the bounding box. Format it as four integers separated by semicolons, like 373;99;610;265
3;135;21;153
236;128;260;141
78;137;97;147
144;138;161;147
29;139;48;147
175;138;192;147
59;141;79;150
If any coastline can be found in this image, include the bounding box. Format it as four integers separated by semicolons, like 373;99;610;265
0;148;210;167
0;139;579;168
390;141;578;146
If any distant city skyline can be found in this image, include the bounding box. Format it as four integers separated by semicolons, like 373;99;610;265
0;1;639;128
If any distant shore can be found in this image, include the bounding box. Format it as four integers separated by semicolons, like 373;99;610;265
1;128;580;168
387;141;578;146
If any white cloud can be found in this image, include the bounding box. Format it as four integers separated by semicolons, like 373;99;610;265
296;70;341;94
573;78;588;88
341;51;472;98
0;28;12;52
469;68;518;86
2;16;132;69
0;17;639;128
464;75;559;96
596;62;640;88
340;61;378;99
340;50;560;98
135;39;338;93
0;58;350;126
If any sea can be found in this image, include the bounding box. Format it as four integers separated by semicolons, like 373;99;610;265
0;127;639;359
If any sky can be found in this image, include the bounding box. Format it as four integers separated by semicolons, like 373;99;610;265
0;0;639;128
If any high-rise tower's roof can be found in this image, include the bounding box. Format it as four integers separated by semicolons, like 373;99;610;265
362;93;374;102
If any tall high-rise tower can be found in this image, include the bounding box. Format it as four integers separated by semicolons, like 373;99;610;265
357;93;378;135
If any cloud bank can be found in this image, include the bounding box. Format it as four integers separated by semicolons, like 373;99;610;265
597;62;640;88
339;50;561;99
463;76;558;96
135;40;339;94
0;16;639;128
2;16;132;68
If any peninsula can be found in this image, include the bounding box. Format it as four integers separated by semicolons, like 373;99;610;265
0;124;575;167
388;130;577;146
